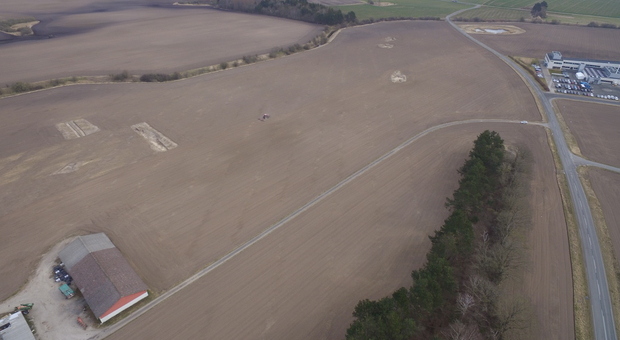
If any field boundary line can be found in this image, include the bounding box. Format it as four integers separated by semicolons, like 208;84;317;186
93;118;538;339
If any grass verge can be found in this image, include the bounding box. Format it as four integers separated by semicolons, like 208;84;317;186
0;76;95;98
544;130;593;340
509;56;549;91
549;99;583;157
578;167;620;337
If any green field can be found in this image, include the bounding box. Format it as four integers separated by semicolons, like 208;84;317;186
455;6;620;26
462;0;620;19
335;0;620;23
335;0;469;20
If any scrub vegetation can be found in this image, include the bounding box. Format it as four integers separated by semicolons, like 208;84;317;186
0;17;36;34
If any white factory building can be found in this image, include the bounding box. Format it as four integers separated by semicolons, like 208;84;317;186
544;51;620;85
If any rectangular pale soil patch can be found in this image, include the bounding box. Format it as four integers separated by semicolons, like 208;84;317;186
131;122;177;152
56;119;99;139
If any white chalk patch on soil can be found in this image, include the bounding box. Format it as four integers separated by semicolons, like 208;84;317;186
0;238;104;340
56;119;99;140
131;122;178;152
391;71;406;83
378;43;394;48
484;29;506;34
52;162;84;175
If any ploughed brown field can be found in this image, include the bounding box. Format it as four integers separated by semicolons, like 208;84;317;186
101;123;572;339
473;23;620;60
556;99;620;168
0;20;572;338
587;169;620;272
0;7;321;84
1;0;175;16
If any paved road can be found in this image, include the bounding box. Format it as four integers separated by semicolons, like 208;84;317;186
572;155;620;174
445;13;617;340
94;117;538;339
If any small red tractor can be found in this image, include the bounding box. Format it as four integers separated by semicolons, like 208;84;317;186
77;317;87;330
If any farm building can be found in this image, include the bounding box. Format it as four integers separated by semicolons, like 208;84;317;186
544;51;620;85
58;233;148;323
0;311;36;340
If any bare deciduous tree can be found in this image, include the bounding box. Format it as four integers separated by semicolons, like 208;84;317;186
443;320;483;340
467;276;498;316
457;293;475;316
491;299;528;339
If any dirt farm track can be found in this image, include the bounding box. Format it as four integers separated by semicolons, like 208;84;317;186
1;19;573;339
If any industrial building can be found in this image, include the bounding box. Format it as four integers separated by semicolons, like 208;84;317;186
0;312;36;340
58;233;148;323
544;51;620;85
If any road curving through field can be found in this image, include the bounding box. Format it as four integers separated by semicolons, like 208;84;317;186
92;117;543;339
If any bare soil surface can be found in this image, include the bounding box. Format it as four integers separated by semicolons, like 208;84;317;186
0;6;321;84
587;169;620;274
1;0;175;17
103;124;572;340
473;23;620;60
556;99;620;168
500;127;574;340
0;20;569;339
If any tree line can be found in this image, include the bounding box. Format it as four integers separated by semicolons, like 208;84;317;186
530;1;548;18
214;0;356;25
346;130;531;340
255;0;356;25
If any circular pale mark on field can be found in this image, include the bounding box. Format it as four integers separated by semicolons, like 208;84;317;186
378;43;394;48
459;24;525;35
391;71;406;83
384;37;395;42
